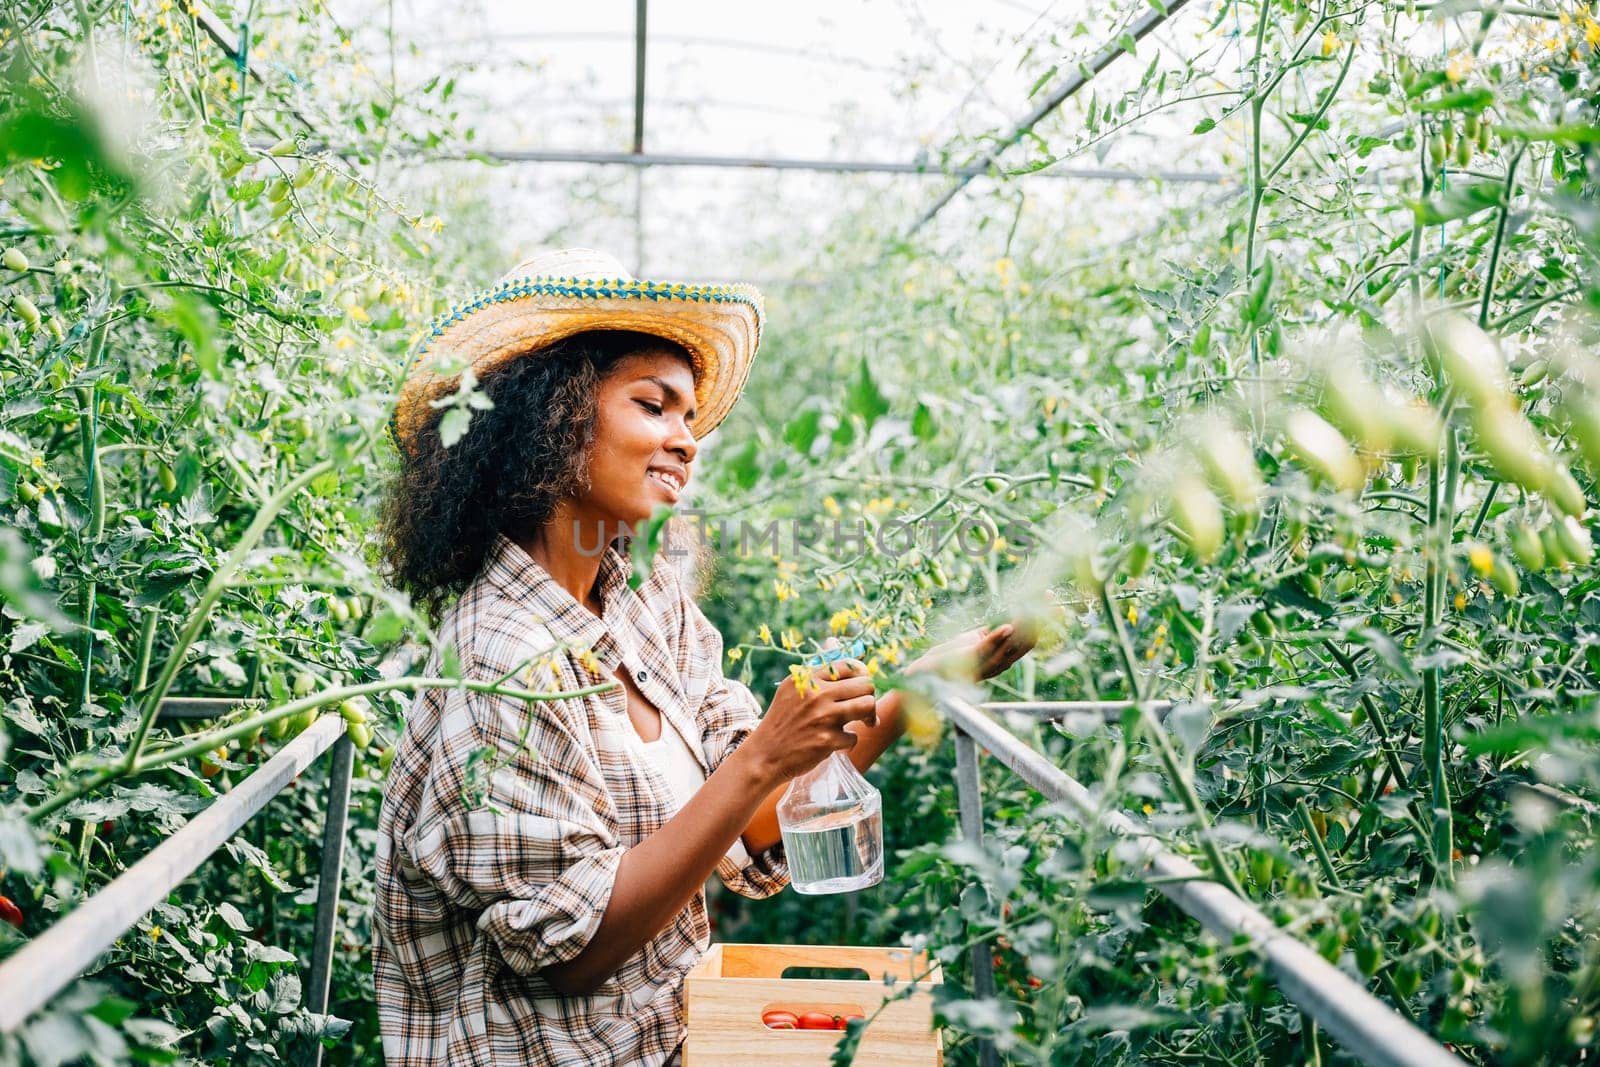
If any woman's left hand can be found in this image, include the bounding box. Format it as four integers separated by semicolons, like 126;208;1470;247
909;618;1038;682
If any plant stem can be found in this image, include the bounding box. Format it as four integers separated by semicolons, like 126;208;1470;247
122;458;337;772
1478;150;1522;328
1294;799;1342;887
1321;641;1409;790
1100;582;1246;899
132;610;158;694
1422;423;1460;884
1244;0;1270;371
29;673;621;823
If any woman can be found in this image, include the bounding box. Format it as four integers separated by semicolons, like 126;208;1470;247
372;248;1035;1066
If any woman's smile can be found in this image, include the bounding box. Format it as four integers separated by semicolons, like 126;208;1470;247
646;464;687;502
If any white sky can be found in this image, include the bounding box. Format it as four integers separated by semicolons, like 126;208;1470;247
328;0;1226;282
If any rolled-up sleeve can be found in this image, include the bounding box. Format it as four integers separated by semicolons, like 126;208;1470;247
680;590;791;899
400;663;625;975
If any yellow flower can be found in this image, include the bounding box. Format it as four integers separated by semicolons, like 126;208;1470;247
1468;544;1493;577
149;926;163;941
1446;51;1474;83
1320;30;1338;57
829;609;853;636
901;692;944;749
1454;592;1468;611
780;628;802;651
789;663;815;697
773;579;795;602
347;304;369;323
577;649;602;676
866;656;882;677
727;647;743;663
757;623;772;645
1126;605;1138;626
823;496;841;517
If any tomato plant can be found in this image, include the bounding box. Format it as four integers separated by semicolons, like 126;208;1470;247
4;0;1600;1065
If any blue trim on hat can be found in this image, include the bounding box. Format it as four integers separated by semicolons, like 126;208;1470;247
388;275;762;453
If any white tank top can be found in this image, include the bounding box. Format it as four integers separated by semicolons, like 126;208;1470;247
639;714;751;865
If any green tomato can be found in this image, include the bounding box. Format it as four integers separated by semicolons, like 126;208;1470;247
1125;541;1151;579
1510;522;1546;571
1170;474;1223;562
1547;464;1588;518
1356;935;1383;977
1490;556;1520;598
11;294;40;330
1554;515;1594;565
2;248;29;272
347;720;373;749
1249;849;1275;890
1316;926;1344;964
1542;524;1570;569
1394;961;1422;998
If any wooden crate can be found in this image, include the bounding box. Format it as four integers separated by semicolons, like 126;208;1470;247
683;942;943;1066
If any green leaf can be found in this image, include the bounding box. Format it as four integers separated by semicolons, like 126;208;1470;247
157;290;221;378
912;400;937;441
782;406;822;452
727;438;761;490
1415;88;1494;113
1192;117;1216;134
845;358;890;429
437;407;470;448
0;527;72;629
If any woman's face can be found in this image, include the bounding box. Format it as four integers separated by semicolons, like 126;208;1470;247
575;347;699;531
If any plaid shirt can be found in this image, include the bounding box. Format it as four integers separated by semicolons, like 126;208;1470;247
373;533;789;1066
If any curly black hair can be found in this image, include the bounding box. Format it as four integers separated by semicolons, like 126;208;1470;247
377;330;691;623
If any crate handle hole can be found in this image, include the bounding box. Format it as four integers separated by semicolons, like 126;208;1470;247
778;966;871;981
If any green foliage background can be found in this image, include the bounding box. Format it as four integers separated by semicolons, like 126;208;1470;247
3;0;1600;1065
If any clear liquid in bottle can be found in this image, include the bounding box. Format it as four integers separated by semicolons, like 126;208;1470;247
777;751;884;894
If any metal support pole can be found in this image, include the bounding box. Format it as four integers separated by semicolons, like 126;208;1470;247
0;716;346;1034
307;732;355;1066
908;0;1192;235
632;0;648;156
938;690;1467;1067
953;729;1002;1067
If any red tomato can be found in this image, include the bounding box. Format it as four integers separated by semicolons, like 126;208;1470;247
0;895;22;929
761;1010;798;1030
838;1012;864;1030
797;1012;836;1030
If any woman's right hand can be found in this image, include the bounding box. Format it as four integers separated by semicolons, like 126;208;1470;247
747;659;877;784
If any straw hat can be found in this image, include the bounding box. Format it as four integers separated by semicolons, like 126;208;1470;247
389;248;763;456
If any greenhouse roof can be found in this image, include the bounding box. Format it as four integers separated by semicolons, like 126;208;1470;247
317;0;1231;282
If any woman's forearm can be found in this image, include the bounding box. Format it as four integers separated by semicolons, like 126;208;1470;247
540;742;776;995
740;688;906;855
